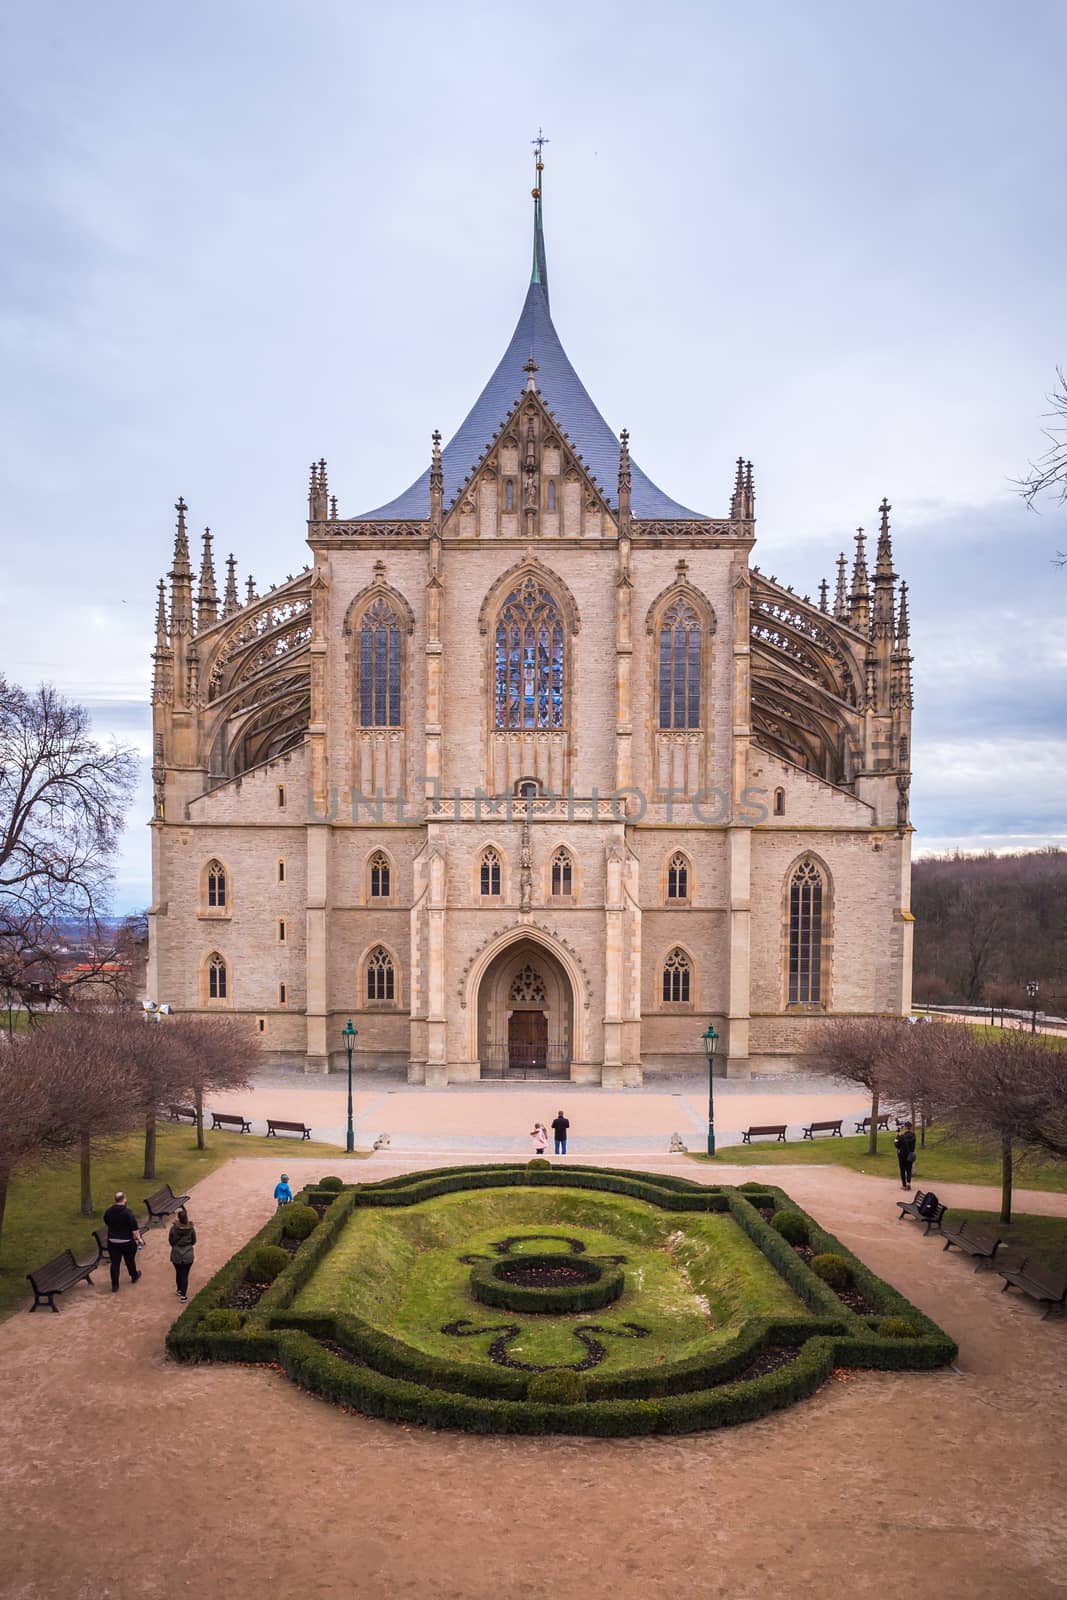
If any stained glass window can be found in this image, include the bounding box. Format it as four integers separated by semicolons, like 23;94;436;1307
369;851;390;898
667;853;688;900
551;848;572;896
658;599;702;729
206;860;226;909
480;848;501;896
367;946;395;1003
494;578;565;730
208;953;227;1000
358;598;402;727
662;948;691;1004
788;860;824;1004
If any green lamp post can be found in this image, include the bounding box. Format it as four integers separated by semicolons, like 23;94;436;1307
342;1019;358;1154
702;1023;720;1156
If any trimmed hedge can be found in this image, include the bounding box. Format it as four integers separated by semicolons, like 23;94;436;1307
167;1165;958;1432
771;1209;810;1246
282;1205;320;1241
810;1253;853;1290
469;1254;624;1315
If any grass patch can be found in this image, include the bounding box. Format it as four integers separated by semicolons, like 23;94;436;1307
693;1133;1067;1192
0;1123;341;1322
946;1210;1067;1276
294;1187;805;1371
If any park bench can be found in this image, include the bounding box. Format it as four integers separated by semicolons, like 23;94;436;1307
997;1256;1067;1318
941;1217;1003;1270
91;1223;150;1267
27;1248;96;1312
896;1189;946;1234
802;1119;843;1140
740;1124;788;1144
143;1183;190;1225
167;1105;197;1125
211;1110;252;1133
266;1118;312;1141
854;1113;891;1133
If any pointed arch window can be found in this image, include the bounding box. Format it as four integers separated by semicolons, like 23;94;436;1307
658;599;702;729
358;597;402;728
662;948;691;1004
505;479;515;512
494;577;565;730
207;953;228;1001
667;853;689;901
369;851;391;899
788;860;825;1005
480;848;501;897
206;860;226;909
551;848;573;897
366;946;395;1004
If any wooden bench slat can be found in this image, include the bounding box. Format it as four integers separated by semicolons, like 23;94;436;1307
266;1119;312;1140
27;1248;95;1312
802;1120;843;1139
211;1111;252;1133
741;1124;788;1144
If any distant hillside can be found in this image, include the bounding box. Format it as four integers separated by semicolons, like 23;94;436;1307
912;849;1067;1010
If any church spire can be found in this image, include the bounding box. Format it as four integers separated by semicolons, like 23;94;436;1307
168;497;193;636
834;553;849;621
872;497;896;640
223;554;240;618
530;129;549;306
617;428;632;528
849;528;870;632
197;527;218;632
892;581;913;709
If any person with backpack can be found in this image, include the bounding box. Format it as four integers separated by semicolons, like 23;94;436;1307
894;1121;917;1190
168;1207;197;1303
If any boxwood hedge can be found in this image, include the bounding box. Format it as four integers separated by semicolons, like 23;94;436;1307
166;1165;957;1433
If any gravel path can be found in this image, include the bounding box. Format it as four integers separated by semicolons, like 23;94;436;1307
2;1153;1065;1600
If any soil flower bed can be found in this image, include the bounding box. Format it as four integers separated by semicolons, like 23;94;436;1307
167;1167;956;1437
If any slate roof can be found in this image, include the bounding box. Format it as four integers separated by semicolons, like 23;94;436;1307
355;186;706;522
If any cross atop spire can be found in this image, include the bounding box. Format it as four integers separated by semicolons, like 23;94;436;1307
529;130;549;305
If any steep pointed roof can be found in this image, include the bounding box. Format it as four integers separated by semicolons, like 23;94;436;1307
355;160;705;522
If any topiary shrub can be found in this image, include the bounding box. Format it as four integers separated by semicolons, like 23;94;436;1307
248;1244;291;1284
771;1210;810;1246
283;1205;320;1241
810;1253;853;1291
201;1308;243;1332
318;1176;345;1191
527;1368;588;1405
877;1316;918;1339
739;1181;769;1192
526;1158;552;1172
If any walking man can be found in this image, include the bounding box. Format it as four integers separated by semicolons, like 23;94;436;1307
551;1109;570;1156
103;1191;143;1293
894;1121;917;1190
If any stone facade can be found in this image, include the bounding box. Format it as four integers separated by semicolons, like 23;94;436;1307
147;171;914;1083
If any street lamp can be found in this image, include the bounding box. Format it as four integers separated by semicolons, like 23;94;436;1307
1026;980;1039;1036
702;1024;720;1157
342;1019;358;1154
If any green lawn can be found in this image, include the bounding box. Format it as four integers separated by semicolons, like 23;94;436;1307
0;1122;343;1322
295;1186;806;1371
692;1132;1067;1192
945;1210;1067;1276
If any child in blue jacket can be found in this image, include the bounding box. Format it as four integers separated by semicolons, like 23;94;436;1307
273;1174;293;1209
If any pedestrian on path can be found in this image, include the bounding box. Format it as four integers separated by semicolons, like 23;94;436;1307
168;1207;197;1303
530;1121;549;1157
102;1191;143;1293
274;1173;293;1210
894;1121;917;1190
551;1110;570;1156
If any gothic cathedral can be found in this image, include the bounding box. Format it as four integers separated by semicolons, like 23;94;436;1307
147;158;914;1083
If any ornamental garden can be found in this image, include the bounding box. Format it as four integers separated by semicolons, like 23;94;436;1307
167;1165;956;1435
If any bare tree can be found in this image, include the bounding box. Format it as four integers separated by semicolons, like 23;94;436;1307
1016;367;1067;565
813;1017;912;1154
166;1015;260;1149
880;1021;955;1147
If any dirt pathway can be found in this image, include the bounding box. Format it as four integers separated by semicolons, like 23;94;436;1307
2;1155;1065;1600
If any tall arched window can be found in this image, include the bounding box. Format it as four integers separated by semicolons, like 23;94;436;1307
480;848;501;896
358;597;402;727
662;948;691;1004
207;953;227;1001
494;578;564;730
368;851;391;899
788;860;825;1005
206;860;226;909
366;946;395;1004
551;848;573;897
658;599;702;729
547;481;556;511
505;479;515;512
667;852;689;901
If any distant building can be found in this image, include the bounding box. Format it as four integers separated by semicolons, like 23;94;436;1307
147;154;914;1081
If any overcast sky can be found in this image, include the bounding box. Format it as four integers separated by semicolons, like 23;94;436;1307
2;1;1065;910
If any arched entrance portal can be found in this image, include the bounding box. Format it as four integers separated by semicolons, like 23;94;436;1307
477;938;573;1080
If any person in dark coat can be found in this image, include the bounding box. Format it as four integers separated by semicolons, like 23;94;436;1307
551;1110;570;1156
168;1207;197;1303
894;1122;917;1190
102;1191;143;1292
